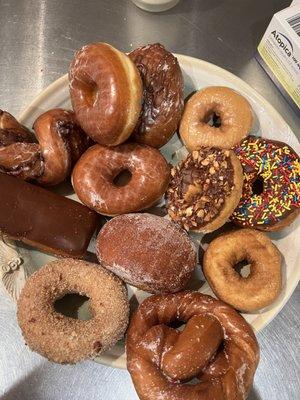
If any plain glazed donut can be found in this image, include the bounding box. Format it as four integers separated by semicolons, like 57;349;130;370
166;148;243;232
203;229;282;312
69;43;142;146
96;213;197;293
0;109;89;186
17;259;129;364
180;86;253;150
129;43;184;148
72;143;170;216
231;136;300;231
126;291;259;400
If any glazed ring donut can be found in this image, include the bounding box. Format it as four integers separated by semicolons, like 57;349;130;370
129;43;184;148
69;43;142;146
232;136;300;231
72;143;170;216
0;109;89;186
126;291;259;400
180;86;253;150
17;259;129;364
203;229;282;312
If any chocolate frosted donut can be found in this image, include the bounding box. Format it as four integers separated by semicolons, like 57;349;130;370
166;148;243;232
17;259;129;364
129;43;184;148
72;143;170;216
96;213;197;293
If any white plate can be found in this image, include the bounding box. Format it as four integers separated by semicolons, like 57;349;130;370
18;54;300;369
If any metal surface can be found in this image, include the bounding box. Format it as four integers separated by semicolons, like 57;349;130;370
0;0;299;399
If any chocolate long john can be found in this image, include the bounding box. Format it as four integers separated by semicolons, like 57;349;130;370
0;173;98;257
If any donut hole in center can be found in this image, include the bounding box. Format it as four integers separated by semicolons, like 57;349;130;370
75;77;99;107
113;169;132;187
252;176;264;195
204;112;222;128
54;293;92;321
234;259;251;278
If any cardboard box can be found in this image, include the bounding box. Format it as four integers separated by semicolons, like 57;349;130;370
256;2;300;114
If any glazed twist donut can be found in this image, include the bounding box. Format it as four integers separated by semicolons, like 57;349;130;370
126;292;259;400
0;108;89;186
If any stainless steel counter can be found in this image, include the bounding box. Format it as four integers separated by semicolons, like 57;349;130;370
0;0;299;399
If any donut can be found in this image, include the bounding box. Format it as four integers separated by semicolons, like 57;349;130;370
72;143;170;216
126;291;259;400
96;213;197;293
203;229;282;312
69;43;142;146
231;136;300;231
166;148;243;232
180;86;253;150
0;109;89;186
17;259;129;364
129;43;184;148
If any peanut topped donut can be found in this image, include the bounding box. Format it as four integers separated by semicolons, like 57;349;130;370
72;143;170;216
129;43;184;148
17;259;129;364
203;229;282;312
0;109;89;186
69;43;142;146
166;148;243;232
232;136;300;231
126;291;259;400
180;86;253;150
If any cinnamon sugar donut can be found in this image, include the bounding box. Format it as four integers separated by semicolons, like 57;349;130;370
17;259;129;364
166;148;243;232
126;291;259;400
96;213;197;293
180;86;253;150
72;143;170;216
203;229;282;312
129;43;184;148
69;43;142;146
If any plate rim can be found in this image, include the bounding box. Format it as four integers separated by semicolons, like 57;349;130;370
17;53;300;370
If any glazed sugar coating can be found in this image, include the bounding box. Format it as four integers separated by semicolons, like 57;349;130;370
179;86;253;150
203;229;282;312
17;259;129;364
126;291;260;400
69;43;142;146
96;213;197;293
0;109;89;186
129;43;184;148
232;136;300;231
72;143;170;216
166;148;243;232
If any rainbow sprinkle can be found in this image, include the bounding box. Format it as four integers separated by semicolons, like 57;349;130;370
231;136;300;228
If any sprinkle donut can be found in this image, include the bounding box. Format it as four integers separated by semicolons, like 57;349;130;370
17;259;129;364
232;136;300;231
